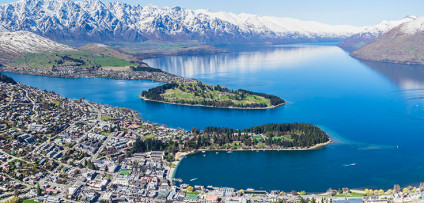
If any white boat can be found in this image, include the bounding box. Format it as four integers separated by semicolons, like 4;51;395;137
190;178;198;181
202;150;206;153
173;178;183;182
344;163;357;167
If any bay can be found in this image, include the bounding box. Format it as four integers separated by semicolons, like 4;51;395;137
5;43;424;192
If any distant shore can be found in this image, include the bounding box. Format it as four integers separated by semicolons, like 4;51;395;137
140;95;286;110
0;66;195;84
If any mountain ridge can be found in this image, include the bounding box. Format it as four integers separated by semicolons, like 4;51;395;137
0;0;362;44
337;16;416;52
351;17;424;65
0;30;75;63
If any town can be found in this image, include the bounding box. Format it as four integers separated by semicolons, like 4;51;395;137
1;76;424;203
0;65;195;84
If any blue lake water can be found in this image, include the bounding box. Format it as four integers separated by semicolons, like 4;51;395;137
4;43;424;192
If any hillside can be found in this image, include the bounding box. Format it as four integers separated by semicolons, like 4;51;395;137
0;0;361;45
351;17;424;65
78;43;138;62
0;31;145;70
338;16;415;52
0;31;75;63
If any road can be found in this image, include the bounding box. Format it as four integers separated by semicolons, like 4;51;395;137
1;91;14;108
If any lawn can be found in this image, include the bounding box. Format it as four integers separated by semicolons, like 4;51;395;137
253;136;263;141
101;115;113;121
272;135;292;141
144;134;158;139
22;199;39;203
161;83;271;106
185;191;200;195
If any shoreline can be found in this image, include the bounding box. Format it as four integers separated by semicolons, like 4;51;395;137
0;67;195;84
170;139;332;185
140;95;286;110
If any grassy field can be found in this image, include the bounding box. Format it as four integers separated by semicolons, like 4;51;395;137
144;134;158;139
14;50;137;70
106;40;202;54
161;83;271;107
22;199;38;203
101;115;113;121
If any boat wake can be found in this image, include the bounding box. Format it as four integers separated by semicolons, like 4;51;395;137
344;163;357;167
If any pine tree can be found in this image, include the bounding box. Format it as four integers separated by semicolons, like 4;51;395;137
36;183;41;196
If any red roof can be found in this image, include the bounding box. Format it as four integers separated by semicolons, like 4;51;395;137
206;195;218;201
46;188;58;193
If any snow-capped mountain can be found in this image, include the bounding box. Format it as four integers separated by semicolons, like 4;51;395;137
338;16;416;51
351;17;424;65
0;31;75;54
0;0;362;44
400;16;424;35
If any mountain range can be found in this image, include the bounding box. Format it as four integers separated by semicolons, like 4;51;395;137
0;0;362;44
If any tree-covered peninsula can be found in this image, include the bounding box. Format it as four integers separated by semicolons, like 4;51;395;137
132;123;331;159
0;72;17;84
141;82;285;109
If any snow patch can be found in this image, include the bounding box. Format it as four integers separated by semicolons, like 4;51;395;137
400;17;424;35
0;31;75;54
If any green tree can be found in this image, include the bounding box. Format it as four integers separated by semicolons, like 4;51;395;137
191;127;200;135
186;186;194;192
37;183;41;196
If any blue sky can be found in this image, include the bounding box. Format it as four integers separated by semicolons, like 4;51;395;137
1;0;423;26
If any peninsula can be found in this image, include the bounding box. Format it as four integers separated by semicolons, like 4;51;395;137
141;82;285;109
132;123;331;156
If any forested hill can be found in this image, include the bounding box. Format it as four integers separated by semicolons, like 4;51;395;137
203;123;329;148
0;73;17;84
132;123;330;159
141;82;285;109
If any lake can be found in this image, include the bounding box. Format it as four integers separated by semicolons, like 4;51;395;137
4;43;424;192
